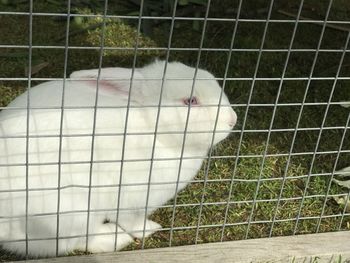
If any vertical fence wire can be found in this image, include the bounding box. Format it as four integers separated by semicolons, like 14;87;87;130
85;0;109;252
162;1;183;246
265;0;334;237
314;30;350;233
243;0;276;238
293;0;335;234
114;0;144;250
193;0;244;244
24;0;34;259
268;0;305;237
317;109;350;232
159;0;212;245
138;0;179;247
217;0;275;240
259;0;305;237
220;0;244;242
55;0;72;256
294;51;341;232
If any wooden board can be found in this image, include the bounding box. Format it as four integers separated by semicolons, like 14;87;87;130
10;231;350;263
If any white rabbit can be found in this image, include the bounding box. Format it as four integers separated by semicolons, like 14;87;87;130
0;60;237;257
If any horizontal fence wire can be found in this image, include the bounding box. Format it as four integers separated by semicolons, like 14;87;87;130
2;194;350;221
0;171;349;194
1;103;349;112
0;0;350;259
2;45;350;52
2;77;350;82
3;209;350;245
1;11;350;24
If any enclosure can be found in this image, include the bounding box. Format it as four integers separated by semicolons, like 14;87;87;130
0;0;350;261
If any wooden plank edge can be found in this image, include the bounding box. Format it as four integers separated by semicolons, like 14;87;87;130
10;231;350;263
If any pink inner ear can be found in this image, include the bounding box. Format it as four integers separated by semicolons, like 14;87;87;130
83;79;130;96
81;79;141;104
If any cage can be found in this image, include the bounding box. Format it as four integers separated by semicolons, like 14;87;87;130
0;0;349;261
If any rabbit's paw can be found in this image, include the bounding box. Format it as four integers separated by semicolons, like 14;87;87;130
85;223;134;253
130;219;162;239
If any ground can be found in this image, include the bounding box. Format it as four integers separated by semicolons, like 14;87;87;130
0;0;350;260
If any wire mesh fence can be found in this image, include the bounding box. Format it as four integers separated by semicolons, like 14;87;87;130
0;0;350;260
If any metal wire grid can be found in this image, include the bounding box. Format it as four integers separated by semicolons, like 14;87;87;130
0;0;349;258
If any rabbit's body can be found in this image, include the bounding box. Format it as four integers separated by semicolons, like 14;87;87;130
0;61;237;257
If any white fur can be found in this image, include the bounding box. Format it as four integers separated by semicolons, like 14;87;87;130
0;60;237;257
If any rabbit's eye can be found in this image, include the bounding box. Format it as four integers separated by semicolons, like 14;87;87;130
183;96;199;106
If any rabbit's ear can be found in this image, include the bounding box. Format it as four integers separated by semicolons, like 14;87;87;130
70;67;121;79
70;67;144;103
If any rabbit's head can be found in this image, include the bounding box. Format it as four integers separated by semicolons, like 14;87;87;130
140;61;237;153
70;60;237;153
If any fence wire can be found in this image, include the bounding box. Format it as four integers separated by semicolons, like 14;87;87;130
0;0;349;259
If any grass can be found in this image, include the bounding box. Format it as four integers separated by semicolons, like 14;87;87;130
0;0;350;260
